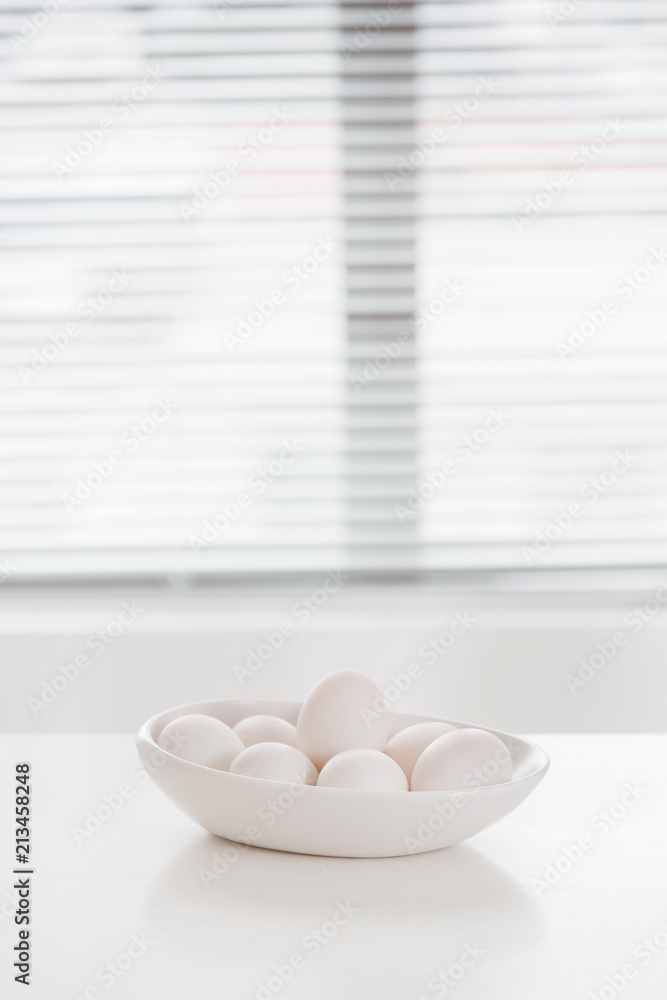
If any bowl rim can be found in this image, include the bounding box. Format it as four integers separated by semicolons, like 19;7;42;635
136;698;550;799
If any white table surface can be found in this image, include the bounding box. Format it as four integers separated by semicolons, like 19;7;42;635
1;734;666;1000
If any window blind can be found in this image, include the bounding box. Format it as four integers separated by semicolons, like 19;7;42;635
1;0;666;582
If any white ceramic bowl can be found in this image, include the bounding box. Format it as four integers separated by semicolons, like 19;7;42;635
136;700;549;859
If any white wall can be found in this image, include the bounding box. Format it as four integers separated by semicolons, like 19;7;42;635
2;586;665;733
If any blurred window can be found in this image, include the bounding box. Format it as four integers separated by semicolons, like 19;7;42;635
1;0;666;581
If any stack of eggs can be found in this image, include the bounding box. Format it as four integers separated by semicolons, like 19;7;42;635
157;670;513;792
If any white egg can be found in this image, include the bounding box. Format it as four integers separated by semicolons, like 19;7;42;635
411;728;513;792
317;749;408;792
233;715;299;748
157;714;244;771
229;742;318;785
384;722;457;781
297;669;389;770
